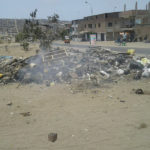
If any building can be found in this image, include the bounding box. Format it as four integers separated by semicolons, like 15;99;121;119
134;10;150;41
79;12;121;41
71;9;149;42
119;10;148;41
70;19;84;41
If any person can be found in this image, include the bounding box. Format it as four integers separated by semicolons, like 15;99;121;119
122;33;127;42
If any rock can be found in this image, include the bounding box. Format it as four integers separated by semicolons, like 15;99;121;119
48;133;57;142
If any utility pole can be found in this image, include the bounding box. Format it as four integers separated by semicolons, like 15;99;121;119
135;1;138;10
146;4;148;10
85;1;93;15
14;19;19;34
124;4;126;12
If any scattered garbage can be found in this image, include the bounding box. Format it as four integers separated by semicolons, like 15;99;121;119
135;89;144;95
140;58;150;66
7;102;13;106
129;61;144;70
138;123;148;129
48;133;57;142
0;73;3;78
117;69;124;75
127;49;135;55
142;68;150;78
120;100;126;103
20;112;31;117
0;46;150;86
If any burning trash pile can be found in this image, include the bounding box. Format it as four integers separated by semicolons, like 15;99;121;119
0;46;150;86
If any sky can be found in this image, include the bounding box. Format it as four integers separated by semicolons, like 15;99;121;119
0;0;149;20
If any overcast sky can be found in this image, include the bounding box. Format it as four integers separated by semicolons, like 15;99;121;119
0;0;149;20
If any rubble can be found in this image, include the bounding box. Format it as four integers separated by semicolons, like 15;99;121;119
0;46;150;87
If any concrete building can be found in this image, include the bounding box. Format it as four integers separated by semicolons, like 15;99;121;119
134;9;150;41
77;12;121;41
119;10;148;41
70;19;84;41
71;10;149;42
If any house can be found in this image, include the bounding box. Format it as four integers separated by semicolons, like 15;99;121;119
71;9;149;42
134;10;150;41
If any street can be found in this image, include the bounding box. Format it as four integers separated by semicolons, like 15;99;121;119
54;43;150;55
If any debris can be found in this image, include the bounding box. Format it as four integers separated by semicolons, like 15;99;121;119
133;71;142;80
127;49;135;55
20;112;31;117
50;82;55;87
48;133;57;142
100;71;110;78
117;69;124;75
45;80;50;87
0;46;150;87
141;58;150;66
29;63;36;68
138;123;148;129
120;100;126;103
135;89;144;95
129;61;144;70
0;73;3;78
142;68;150;78
7;102;13;106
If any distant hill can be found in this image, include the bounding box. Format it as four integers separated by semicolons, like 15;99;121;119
0;19;71;36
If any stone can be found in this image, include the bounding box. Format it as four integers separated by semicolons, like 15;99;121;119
48;133;57;142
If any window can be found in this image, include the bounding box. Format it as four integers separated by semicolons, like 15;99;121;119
108;22;113;27
96;15;98;19
98;23;101;28
105;14;108;18
88;24;92;28
85;24;86;28
95;24;96;28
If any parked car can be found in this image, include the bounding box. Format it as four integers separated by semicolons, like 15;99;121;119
64;36;70;44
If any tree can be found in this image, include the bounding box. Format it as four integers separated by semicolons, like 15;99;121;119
16;9;61;51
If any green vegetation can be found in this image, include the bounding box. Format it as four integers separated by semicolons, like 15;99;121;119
15;9;61;51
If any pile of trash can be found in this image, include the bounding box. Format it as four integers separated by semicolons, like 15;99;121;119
0;46;150;86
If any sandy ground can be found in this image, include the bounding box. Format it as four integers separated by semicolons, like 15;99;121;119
0;42;150;150
0;80;150;150
0;43;39;57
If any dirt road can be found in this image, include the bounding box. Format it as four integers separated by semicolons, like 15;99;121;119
0;79;150;150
